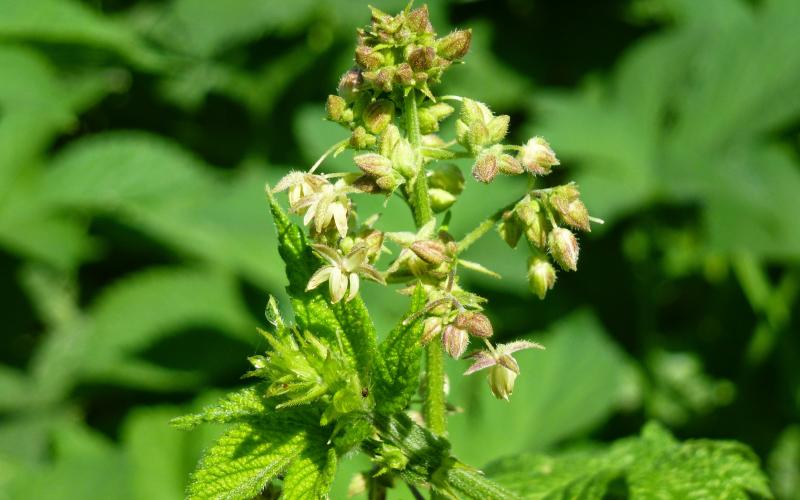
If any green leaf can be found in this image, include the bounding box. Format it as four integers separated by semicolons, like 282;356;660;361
374;283;426;415
171;384;269;431
0;0;163;68
282;446;337;500
187;409;317;500
486;422;773;499
447;311;627;465
266;190;378;380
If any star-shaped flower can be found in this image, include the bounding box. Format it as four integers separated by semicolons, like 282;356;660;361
274;173;354;239
306;243;386;303
464;340;544;400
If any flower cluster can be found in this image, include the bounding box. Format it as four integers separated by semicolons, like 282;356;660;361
271;3;598;404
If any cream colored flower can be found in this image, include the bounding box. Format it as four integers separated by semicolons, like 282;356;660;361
273;171;328;207
295;179;354;239
464;340;545;400
518;137;559;175
306;243;386;303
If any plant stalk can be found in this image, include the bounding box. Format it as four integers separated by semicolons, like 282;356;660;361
404;89;446;436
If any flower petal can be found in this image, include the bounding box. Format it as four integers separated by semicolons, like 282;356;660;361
346;273;360;302
501;340;545;355
331;203;348;239
328;267;347;303
358;264;386;285
311;244;342;266
306;266;333;291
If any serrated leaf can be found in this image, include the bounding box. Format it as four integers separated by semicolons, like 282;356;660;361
486;422;772;500
172;384;270;431
188;409;317;500
282;446;337;500
266;190;378;380
374;283;427;415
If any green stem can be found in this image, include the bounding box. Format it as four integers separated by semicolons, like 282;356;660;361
404;89;445;436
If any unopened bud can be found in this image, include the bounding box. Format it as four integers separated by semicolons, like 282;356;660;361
326;95;347;122
472;152;499;183
421;317;443;344
350;126;376;149
376;174;402;192
408;46;436;71
437;29;472;60
550;185;590;232
527;254;556;299
429;188;457;213
488;364;517;400
394;63;414;86
518;137;560;175
516;200;548;250
362;230;384;260
429;163;464;194
380;125;401;157
406;5;433;34
442;325;469;359
498;210;523;248
548;227;579;271
338;68;363;102
391;138;416;178
487;115;510;143
355;45;384;70
498;154;524;175
354;153;392;176
454;311;493;338
363;99;394;134
418;108;439;134
410;240;447;265
460;98;493;127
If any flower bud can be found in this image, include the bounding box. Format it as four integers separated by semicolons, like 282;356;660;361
362;230;384;261
376;174;402;192
488;364;517;400
460;98;493;126
355;45;384;70
363;99;394;134
410;240;447;265
429;188;457;213
418;108;439;134
350;126;376;149
516;200;548;250
472;152;498;183
408;46;436;71
549;185;590;232
363;67;395;93
518;137;560;175
442;325;469;359
394;63;415;86
337;68;363;102
326;94;347;122
391;138;416;178
380;124;401;157
437;29;472;60
454;311;493;338
421;317;442;344
498;154;524;175
548;227;580;271
527;254;557;299
498;210;523;248
354;153;393;177
428;163;464;194
487;115;510;143
406;5;433;34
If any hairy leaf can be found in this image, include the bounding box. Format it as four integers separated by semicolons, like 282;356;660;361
374;283;427;415
486;422;772;499
266;190;377;379
171;384;270;431
187;408;318;500
282;446;337;500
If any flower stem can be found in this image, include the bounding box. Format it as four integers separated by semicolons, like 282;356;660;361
457;198;520;254
404;89;446;436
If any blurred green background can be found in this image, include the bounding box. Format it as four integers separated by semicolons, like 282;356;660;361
1;0;799;498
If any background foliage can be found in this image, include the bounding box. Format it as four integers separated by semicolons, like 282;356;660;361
0;0;798;498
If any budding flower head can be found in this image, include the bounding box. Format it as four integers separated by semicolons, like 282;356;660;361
488;365;517;401
442;324;469;359
354;153;393;177
527;254;557;299
410;239;448;265
436;29;472;60
548;227;580;271
326;95;348;122
549;184;591;232
337;68;363;102
472;151;499;183
518;137;560;175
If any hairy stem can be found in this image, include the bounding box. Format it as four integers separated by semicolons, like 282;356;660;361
404;89;446;436
457;198;520;254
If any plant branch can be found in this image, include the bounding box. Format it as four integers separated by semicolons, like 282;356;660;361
404;89;446;436
457;198;520;254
